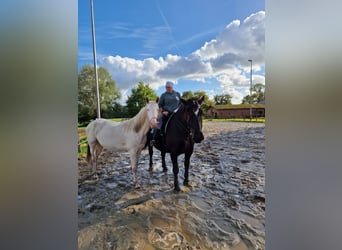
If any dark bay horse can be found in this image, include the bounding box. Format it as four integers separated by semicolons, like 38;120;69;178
147;96;204;192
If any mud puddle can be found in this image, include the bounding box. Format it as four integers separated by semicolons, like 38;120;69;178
78;122;265;249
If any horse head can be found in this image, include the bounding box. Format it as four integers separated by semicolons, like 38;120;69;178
180;96;204;143
145;97;159;129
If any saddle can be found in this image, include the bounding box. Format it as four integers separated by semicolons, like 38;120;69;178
150;110;177;147
161;111;176;135
150;113;174;146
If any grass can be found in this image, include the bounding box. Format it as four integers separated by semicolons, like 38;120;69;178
78;127;87;158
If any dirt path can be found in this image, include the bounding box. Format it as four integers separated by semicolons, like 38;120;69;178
78;121;265;249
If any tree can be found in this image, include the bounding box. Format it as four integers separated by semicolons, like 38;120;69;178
78;64;121;124
253;83;265;103
181;91;194;100
126;82;158;117
241;83;265;104
102;102;128;118
214;94;232;105
181;90;215;115
191;90;213;115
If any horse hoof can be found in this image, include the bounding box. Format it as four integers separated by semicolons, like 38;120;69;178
183;181;190;187
173;187;181;193
135;184;141;189
162;167;167;173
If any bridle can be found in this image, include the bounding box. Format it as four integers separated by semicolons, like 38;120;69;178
179;102;203;142
162;99;203;141
187;109;202;141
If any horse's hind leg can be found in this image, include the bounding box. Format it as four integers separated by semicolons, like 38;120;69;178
88;141;102;174
87;142;96;172
93;143;103;173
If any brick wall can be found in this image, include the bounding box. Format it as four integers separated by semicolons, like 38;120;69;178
207;107;265;118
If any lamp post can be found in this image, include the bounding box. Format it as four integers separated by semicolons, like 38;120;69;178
90;0;101;119
248;59;253;120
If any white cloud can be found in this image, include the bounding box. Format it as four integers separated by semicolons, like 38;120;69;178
100;11;265;103
195;11;265;66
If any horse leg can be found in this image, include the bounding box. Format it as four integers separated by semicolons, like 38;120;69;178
86;144;93;170
93;143;103;174
130;150;141;189
183;152;191;186
171;153;180;192
161;150;167;172
148;144;153;171
87;142;98;173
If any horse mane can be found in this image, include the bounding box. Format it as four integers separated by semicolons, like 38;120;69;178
168;99;202;132
123;105;148;133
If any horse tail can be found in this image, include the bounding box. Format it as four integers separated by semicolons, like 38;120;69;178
86;144;92;163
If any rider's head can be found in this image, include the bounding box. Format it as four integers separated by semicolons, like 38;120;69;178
165;81;174;93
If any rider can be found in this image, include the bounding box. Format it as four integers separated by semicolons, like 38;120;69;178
150;81;181;145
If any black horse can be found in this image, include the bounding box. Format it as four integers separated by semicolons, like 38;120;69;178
147;96;204;192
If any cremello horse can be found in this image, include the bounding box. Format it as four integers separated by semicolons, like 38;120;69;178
86;98;159;188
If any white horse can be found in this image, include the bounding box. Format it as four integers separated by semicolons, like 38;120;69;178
86;98;159;188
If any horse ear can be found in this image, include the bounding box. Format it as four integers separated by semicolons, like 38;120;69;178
198;96;205;105
146;97;149;103
155;97;159;103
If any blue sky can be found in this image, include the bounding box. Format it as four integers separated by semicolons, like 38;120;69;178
79;0;265;104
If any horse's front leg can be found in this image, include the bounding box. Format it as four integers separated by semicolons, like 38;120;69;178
148;144;153;171
161;150;167;172
170;153;180;192
183;152;192;186
130;150;141;189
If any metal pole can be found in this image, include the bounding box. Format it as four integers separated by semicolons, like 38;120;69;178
248;59;253;120
90;0;101;119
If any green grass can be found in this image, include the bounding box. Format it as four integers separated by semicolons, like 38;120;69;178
78;127;87;158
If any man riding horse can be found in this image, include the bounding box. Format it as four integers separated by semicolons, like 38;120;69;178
150;81;181;145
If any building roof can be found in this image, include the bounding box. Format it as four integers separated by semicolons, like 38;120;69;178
210;103;265;110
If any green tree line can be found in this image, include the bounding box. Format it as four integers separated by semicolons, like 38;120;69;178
78;64;265;124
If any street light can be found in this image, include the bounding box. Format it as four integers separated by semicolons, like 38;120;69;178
90;0;101;119
248;59;253;120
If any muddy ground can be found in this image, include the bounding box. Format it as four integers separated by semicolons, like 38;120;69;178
78;121;265;250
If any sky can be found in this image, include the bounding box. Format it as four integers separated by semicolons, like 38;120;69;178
78;0;265;104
